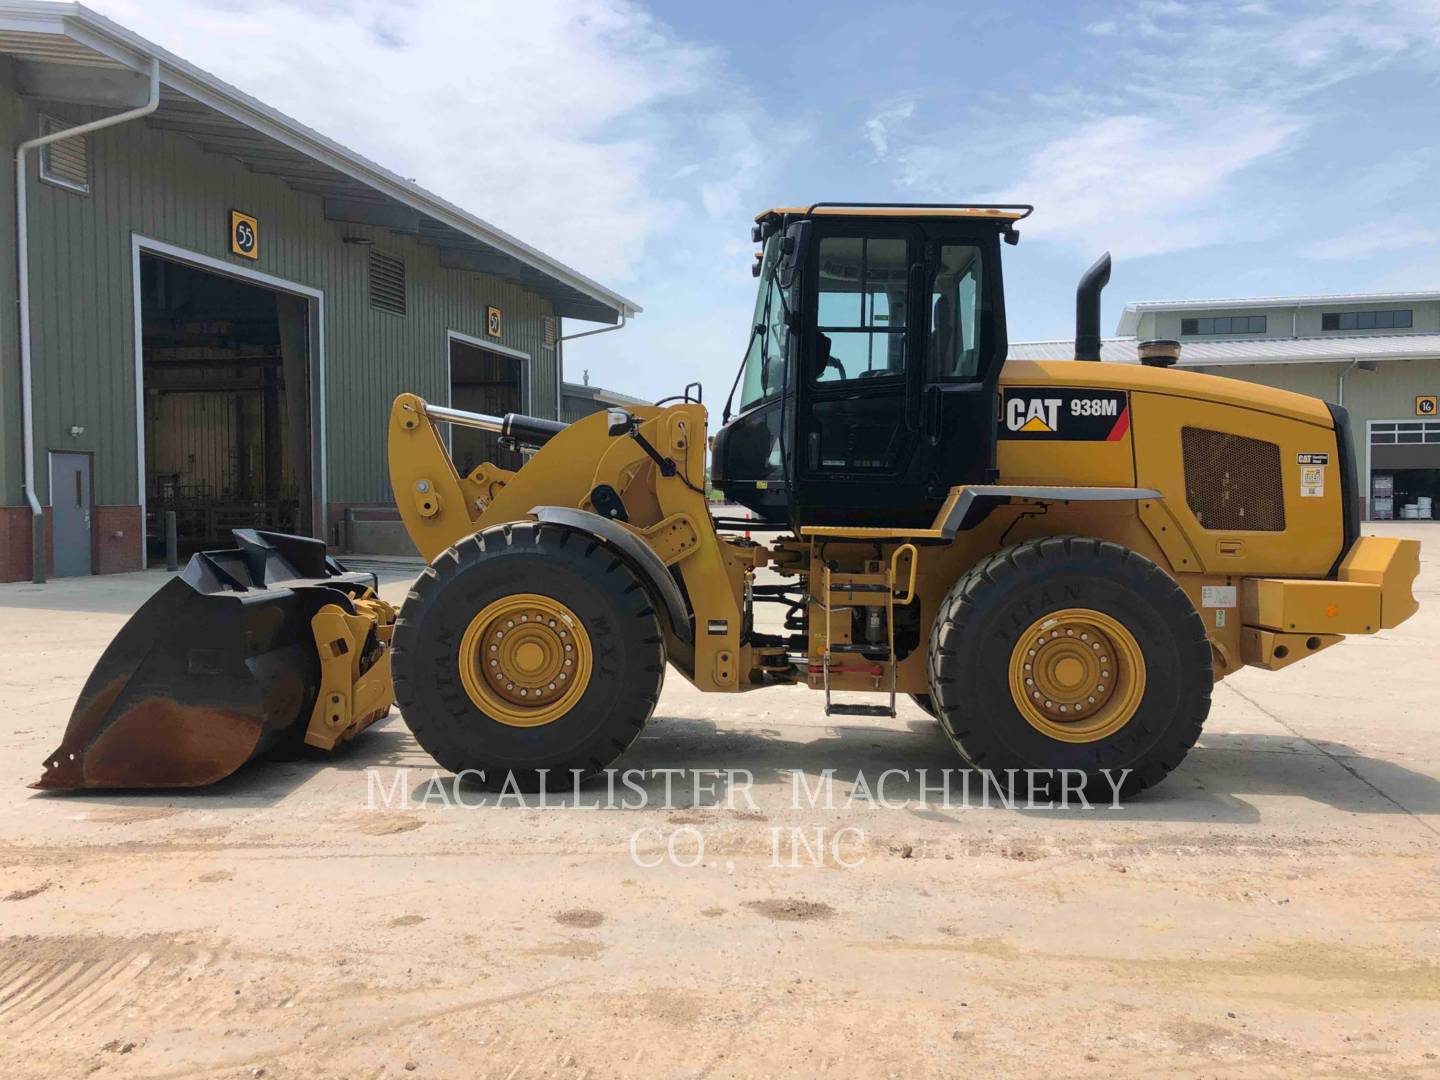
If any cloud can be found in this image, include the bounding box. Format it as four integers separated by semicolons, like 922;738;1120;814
862;100;915;160
1303;221;1440;261
92;0;775;286
885;0;1440;260
983;109;1302;258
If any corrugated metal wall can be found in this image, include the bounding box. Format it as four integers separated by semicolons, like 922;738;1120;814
0;69;561;509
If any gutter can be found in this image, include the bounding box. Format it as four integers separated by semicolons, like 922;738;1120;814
556;315;630;417
16;56;160;583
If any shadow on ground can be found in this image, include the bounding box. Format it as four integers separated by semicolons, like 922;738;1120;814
29;711;1440;826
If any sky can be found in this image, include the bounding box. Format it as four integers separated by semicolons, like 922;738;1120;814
96;0;1440;404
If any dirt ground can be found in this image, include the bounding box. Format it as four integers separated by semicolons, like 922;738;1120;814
1;523;1437;1079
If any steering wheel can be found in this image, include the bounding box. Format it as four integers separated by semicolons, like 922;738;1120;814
815;332;847;381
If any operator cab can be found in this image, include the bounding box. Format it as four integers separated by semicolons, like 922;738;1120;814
712;203;1031;528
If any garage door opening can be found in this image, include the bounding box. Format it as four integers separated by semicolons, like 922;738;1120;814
140;254;315;557
449;336;527;476
1369;420;1440;521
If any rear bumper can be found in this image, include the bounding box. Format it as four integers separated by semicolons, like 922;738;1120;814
1240;536;1421;670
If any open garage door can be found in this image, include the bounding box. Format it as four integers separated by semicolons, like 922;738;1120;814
140;254;317;558
1369;419;1440;521
448;335;528;476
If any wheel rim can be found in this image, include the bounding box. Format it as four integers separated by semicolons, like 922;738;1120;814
1007;608;1145;744
458;594;592;727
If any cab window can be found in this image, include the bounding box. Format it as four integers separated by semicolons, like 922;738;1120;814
738;236;787;410
814;236;909;383
930;244;983;380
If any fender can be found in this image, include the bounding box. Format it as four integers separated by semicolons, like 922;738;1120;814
529;506;694;643
938;484;1163;537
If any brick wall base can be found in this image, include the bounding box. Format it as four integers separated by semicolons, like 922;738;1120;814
0;504;141;583
1;506;54;583
93;505;143;575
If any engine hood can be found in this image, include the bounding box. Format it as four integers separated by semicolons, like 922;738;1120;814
1000;360;1334;427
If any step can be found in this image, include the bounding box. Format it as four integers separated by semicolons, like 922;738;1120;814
827;643;887;655
825;703;896;718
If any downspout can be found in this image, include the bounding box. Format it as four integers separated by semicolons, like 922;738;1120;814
1336;358;1360;407
557;313;628;417
16;58;161;583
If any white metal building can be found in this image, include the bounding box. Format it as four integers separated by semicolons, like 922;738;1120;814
1011;291;1440;521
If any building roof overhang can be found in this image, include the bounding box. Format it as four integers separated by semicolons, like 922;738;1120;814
0;1;640;324
1008;332;1440;368
1116;291;1440;336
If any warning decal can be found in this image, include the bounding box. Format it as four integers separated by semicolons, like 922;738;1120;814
1201;585;1237;609
999;388;1131;441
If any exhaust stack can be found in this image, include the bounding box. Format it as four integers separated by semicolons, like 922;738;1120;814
1074;252;1112;362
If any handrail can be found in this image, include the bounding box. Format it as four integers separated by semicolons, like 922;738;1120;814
891;543;919;605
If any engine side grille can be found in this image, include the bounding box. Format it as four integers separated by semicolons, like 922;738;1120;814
1181;427;1286;531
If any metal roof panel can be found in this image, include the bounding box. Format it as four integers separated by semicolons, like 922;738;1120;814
1116;291;1440;335
1010;332;1440;366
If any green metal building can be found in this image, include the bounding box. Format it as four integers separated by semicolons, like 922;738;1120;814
0;2;639;582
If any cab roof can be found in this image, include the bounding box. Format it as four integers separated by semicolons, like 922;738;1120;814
755;203;1033;224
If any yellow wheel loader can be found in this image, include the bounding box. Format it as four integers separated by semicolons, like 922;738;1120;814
36;203;1421;795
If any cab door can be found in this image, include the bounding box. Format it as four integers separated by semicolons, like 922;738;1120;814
917;228;1007;495
793;223;929;525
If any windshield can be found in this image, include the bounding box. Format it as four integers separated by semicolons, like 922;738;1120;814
736;235;788;412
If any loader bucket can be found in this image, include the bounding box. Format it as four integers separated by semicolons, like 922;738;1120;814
34;530;385;791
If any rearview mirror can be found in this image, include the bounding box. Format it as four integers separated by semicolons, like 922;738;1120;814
777;220;809;291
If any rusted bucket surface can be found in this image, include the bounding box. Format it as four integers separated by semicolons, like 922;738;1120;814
35;530;380;791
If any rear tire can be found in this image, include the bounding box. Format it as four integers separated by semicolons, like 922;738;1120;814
392;522;666;789
927;536;1212;798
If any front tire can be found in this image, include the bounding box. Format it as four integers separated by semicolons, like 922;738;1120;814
927;536;1212;798
392;522;666;789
